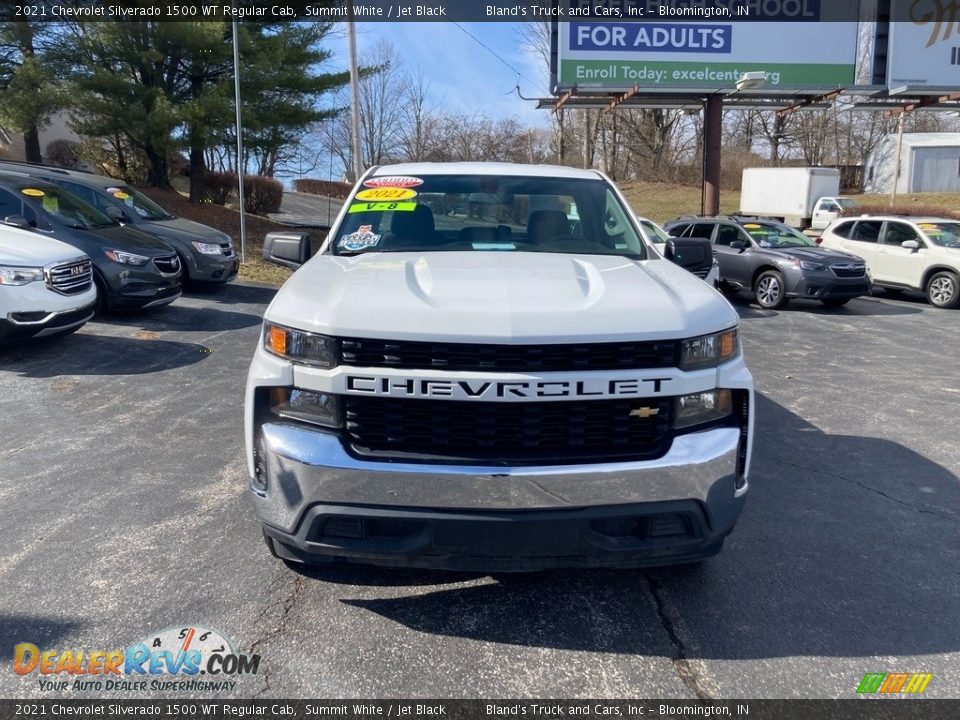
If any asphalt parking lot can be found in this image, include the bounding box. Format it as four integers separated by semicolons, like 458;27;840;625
0;283;958;699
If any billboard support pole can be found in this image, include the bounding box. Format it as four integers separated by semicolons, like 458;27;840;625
702;94;723;217
891;110;905;206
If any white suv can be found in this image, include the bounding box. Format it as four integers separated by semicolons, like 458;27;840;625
0;224;97;342
819;216;960;308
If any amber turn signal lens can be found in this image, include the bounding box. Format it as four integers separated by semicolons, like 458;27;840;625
268;325;287;356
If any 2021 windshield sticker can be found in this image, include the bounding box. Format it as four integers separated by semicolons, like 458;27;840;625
338;225;382;252
355;187;418;201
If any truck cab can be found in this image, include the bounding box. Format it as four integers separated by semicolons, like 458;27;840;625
810;197;860;231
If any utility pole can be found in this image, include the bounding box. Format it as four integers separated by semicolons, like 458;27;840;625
232;19;247;263
347;12;362;182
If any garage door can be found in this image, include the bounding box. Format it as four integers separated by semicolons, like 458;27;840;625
911;147;960;192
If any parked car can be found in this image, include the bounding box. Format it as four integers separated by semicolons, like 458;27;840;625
636;215;720;286
819;216;960;308
0;224;97;342
0;174;181;311
248;162;754;571
0;162;237;285
664;215;871;309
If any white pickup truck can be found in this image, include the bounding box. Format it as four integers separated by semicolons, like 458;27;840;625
0;224;97;342
246;162;754;571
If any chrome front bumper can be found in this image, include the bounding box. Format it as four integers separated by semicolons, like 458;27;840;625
251;422;747;537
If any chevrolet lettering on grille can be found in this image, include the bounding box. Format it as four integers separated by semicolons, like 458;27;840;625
344;375;672;399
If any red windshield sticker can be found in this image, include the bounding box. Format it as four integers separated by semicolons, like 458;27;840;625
362;176;423;189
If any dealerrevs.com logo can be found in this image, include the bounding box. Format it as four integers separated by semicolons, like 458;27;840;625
14;625;260;693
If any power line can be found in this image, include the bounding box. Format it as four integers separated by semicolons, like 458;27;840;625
451;22;543;95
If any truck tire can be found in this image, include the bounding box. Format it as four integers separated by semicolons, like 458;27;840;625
754;270;789;309
926;271;960;309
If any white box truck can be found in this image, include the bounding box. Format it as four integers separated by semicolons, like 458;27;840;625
739;167;853;230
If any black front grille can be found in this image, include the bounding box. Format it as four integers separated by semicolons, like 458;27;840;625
152;255;180;275
220;243;234;257
340;337;679;372
46;259;92;295
343;396;673;465
831;264;866;278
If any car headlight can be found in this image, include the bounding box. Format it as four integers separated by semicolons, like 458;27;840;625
269;387;342;429
794;258;826;271
0;265;44;286
263;321;340;368
680;328;739;370
674;389;733;430
104;249;149;266
192;241;223;255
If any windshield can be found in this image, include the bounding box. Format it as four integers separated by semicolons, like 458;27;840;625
836;198;859;211
105;185;174;220
639;219;671;244
331;174;648;259
917;222;960;248
17;184;116;230
743;223;817;248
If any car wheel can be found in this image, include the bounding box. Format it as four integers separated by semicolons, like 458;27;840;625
926;271;960;309
821;298;850;307
754;270;788;309
93;273;109;315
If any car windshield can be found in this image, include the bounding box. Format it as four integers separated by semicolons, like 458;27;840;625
639;219;671;244
106;185;174;220
836;198;859;211
917;222;960;248
17;184;116;230
330;174;648;259
743;223;817;248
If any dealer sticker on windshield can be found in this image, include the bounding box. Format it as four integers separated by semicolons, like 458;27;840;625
21;188;44;197
338;225;382;252
356;187;417;201
347;201;417;213
363;176;423;189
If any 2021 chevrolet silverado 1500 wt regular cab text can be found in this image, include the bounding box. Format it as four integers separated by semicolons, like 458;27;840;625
246;162;754;571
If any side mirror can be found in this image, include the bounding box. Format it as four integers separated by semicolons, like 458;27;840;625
263;231;311;269
664;237;713;276
729;240;747;251
104;206;126;223
901;239;920;251
3;215;31;230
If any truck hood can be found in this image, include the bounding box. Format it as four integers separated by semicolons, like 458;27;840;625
266;252;738;343
137;217;230;245
764;246;864;264
0;231;87;266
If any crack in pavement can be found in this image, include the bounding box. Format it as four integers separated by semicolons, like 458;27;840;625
248;569;305;697
641;573;719;700
761;454;959;526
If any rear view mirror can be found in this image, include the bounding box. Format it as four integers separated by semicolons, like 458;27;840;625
3;215;31;230
263;231;311;269
105;206;125;222
901;240;920;251
664;237;713;276
729;240;747;251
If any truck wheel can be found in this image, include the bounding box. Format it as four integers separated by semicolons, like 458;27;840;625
926;271;960;309
821;298;850;307
754;270;788;309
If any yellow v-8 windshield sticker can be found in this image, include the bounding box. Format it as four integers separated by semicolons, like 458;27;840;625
348;201;417;213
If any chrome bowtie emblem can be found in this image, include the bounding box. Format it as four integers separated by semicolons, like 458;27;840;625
629;406;660;419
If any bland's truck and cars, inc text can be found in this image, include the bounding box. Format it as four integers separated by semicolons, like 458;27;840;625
245;162;753;571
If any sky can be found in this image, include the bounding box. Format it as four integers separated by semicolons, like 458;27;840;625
321;22;552;128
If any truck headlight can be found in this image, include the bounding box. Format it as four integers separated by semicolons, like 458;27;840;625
105;249;149;266
263;321;339;368
674;389;733;430
191;241;223;255
0;265;44;285
269;387;342;429
680;328;738;370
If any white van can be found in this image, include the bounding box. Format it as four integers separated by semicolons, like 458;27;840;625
0;224;97;342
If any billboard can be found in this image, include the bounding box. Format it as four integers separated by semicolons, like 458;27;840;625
554;19;859;92
886;9;960;91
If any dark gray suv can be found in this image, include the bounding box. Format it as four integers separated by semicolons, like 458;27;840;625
664;216;871;309
0;163;237;285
